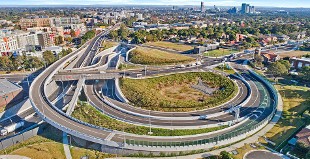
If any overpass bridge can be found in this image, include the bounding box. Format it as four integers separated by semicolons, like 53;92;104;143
53;72;121;81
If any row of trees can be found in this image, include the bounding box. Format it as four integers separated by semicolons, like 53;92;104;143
266;59;310;84
42;48;73;65
0;55;44;71
109;22;302;48
0;47;74;72
79;30;96;47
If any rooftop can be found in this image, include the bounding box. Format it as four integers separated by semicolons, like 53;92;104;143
0;79;22;96
291;57;310;62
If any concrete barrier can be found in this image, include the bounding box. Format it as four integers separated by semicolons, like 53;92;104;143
113;78;129;103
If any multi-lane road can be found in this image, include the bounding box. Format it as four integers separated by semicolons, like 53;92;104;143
29;25;278;152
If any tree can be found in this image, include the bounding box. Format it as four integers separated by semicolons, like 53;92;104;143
118;24;129;40
43;50;56;65
70;29;76;37
267;61;288;81
82;30;96;41
254;54;263;67
109;30;118;40
11;55;24;70
246;37;255;44
0;56;13;71
220;151;234;159
55;36;64;45
25;56;43;69
301;66;310;81
278;60;290;71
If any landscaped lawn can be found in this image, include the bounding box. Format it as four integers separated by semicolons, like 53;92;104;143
232;143;265;159
129;47;194;65
204;49;237;57
145;41;194;52
259;85;310;150
10;142;66;159
72;102;227;136
120;72;237;112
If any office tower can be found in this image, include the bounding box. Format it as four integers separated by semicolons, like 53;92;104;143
201;1;205;12
241;3;247;14
246;4;250;13
251;6;255;13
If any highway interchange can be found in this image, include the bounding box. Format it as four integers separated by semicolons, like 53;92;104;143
28;25;278;152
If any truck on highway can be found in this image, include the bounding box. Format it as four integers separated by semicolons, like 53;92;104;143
0;121;25;136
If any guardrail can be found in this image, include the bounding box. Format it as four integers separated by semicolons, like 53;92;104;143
125;47;136;62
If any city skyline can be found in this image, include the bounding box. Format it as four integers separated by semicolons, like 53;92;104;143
1;0;310;8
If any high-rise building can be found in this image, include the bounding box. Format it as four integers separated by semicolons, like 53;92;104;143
241;3;247;14
227;7;238;14
250;6;255;13
246;4;250;13
241;3;255;14
201;1;205;12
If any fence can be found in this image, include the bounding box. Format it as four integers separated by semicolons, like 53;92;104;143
0;122;45;151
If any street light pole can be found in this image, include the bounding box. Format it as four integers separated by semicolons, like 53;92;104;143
148;110;152;135
144;66;147;77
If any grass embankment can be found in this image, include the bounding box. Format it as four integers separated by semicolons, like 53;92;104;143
215;64;236;74
99;41;118;52
0;125;114;159
129;47;194;65
120;72;237;112
0;70;32;74
70;146;115;159
145;41;194;52
0;125;64;158
72;102;227;136
118;63;142;70
204;49;237;57
277;50;310;58
259;85;310;150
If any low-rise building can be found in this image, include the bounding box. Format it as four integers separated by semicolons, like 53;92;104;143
295;125;310;148
37;32;53;48
261;51;280;63
290;57;310;69
20;18;51;30
0;79;23;107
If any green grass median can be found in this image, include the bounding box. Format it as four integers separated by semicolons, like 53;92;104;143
72;102;227;136
120;72;238;112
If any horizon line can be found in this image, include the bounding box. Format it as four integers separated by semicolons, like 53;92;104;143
0;4;309;9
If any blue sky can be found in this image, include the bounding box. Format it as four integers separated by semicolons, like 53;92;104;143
0;0;309;8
